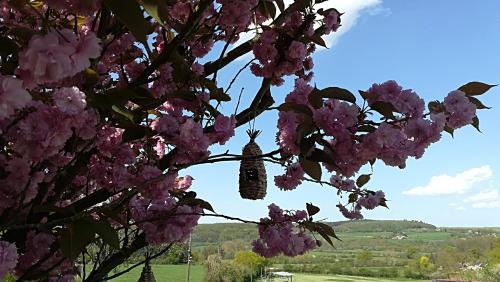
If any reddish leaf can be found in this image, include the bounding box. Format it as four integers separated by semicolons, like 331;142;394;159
458;82;496;96
306;203;320;216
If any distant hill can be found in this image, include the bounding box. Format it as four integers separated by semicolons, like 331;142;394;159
191;220;436;246
331;219;436;233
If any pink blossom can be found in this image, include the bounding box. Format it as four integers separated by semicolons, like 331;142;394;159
443;90;476;129
337;204;363;220
252;204;316;257
274;162;304;190
366;80;402;105
170;2;191;23
358;190;385;210
191;62;204;76
151;63;176;97
212;114;236;145
0;241;18;278
152;115;180;137
71;29;101;71
131;195;201;245
19;29;101;88
324;9;341;34
0;76;31;120
287;41;307;60
330;175;355;191
53;87;87;114
176;176;193;190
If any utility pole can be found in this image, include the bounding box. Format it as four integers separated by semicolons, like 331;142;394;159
186;234;192;282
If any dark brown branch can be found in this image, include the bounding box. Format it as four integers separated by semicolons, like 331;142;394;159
105;243;174;280
178;148;280;169
131;0;212;87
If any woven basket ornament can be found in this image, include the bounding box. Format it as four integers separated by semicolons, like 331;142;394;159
138;260;156;282
239;129;267;200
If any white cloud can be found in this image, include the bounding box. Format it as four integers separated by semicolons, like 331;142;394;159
402;165;493;196
464;190;500;209
234;0;386;55
311;0;385;47
448;203;466;210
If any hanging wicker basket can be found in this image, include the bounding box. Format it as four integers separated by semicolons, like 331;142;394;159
239;130;267;200
138;261;156;282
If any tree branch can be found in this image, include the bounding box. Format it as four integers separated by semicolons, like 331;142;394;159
84;233;147;282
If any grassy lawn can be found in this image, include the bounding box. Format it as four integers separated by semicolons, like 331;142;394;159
110;264;204;282
267;273;429;282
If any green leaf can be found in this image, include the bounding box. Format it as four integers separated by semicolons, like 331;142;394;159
357;125;376;133
140;0;166;27
315;222;341;241
356;174;371;188
288;0;310;12
299;156;322;181
307;34;327;48
359;90;377;101
443;125;454;137
279;102;313;116
317;229;334;247
59;220;96;260
122;125;148;143
112;104;135;122
0;36;18;56
274;0;285;12
306;203;320;216
471;116;481;132
308;148;334;165
370;101;397;119
428;101;445;113
467;96;491;109
104;0;149;44
180;198;215;213
258;0;276;19
166;89;198;102
209;88;231;102
316;87;356;103
296;120;316;139
299;137;315;156
307;88;324;109
93;219;120;249
458;82;496;96
348;193;358;204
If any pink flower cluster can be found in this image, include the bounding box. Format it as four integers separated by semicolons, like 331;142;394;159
330;175;355;191
443;90;476;129
131;192;202;245
252;204;316;257
18;29;101;88
45;0;102;15
337;190;386;220
274;162;305;190
211;114;236;145
0;240;18;278
252;29;313;85
0;76;31;121
323;9;342;34
366;80;425;117
151;63;176;98
217;0;259;39
16;231;78;281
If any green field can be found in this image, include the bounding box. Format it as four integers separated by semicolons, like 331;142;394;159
260;273;428;282
110;264;204;282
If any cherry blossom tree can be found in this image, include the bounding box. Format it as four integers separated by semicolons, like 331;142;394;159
0;0;494;281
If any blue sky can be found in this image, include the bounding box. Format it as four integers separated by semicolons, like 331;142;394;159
189;0;500;227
